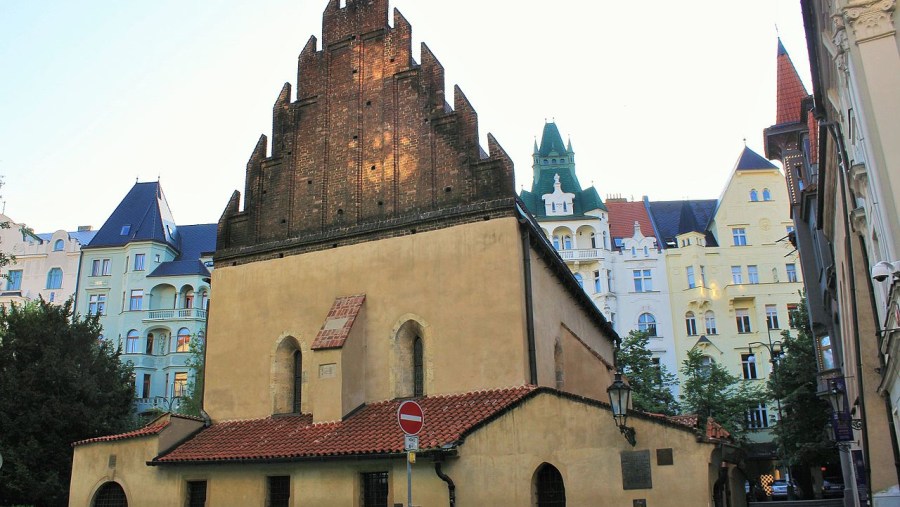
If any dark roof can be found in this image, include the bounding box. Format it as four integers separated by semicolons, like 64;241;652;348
646;199;719;248
537;122;568;157
37;230;97;246
86;182;179;250
734;146;778;171
146;224;217;278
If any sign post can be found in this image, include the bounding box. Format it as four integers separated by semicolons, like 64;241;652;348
397;401;424;507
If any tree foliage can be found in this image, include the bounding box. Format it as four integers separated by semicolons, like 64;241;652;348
177;334;205;417
767;295;838;496
616;330;679;415
0;299;135;507
680;347;766;442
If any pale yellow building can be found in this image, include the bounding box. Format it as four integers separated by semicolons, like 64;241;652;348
657;146;803;475
69;1;744;506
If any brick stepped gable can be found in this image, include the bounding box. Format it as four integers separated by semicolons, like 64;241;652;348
217;0;515;264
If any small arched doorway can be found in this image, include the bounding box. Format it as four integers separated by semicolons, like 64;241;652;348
93;481;127;507
534;463;566;506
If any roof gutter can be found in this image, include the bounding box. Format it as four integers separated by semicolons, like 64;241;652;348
147;448;455;467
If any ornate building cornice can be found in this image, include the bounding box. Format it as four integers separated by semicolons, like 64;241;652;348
843;0;896;43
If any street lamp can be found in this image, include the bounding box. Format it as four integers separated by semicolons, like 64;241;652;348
607;372;637;447
823;377;862;431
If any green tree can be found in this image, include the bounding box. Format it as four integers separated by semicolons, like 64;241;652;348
768;295;838;497
177;333;205;417
617;330;679;415
0;299;135;506
680;347;766;442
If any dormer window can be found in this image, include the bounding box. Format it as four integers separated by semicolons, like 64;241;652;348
541;174;575;217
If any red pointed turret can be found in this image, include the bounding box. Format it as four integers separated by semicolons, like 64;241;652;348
776;39;809;125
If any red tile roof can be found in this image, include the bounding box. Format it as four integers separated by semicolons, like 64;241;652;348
311;295;366;350
776;44;808;125
663;414;731;440
73;418;169;447
153;386;536;463
607;201;653;240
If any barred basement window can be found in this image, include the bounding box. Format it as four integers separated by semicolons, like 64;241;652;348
361;472;389;507
267;476;290;507
186;481;207;507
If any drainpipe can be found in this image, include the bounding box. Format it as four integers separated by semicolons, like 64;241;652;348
434;460;456;507
831;122;873;505
519;223;538;385
198;277;212;426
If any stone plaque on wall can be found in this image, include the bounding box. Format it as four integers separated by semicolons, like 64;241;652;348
318;363;337;378
621;450;652;490
656;448;674;466
633;500;647;507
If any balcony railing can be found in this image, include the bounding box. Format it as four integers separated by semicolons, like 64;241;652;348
134;396;181;414
142;308;207;322
557;248;604;262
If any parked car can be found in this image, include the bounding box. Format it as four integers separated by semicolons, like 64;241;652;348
823;479;844;498
771;479;799;499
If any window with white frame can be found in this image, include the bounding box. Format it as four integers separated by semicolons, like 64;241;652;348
686;266;696;289
741;353;758;379
129;289;143;311
766;305;780;329
705;311;717;334
134;253;145;271
574;273;583;288
125;329;140;354
685;312;698;336
633;269;653;292
731;266;743;284
53;239;64;251
748;265;759;284
593;270;601;293
638;313;657;337
5;270;22;290
700;265;707;287
732;227;748;246
736;309;751;333
747;403;769;429
88;294;107;315
46;268;63;289
786;263;798;282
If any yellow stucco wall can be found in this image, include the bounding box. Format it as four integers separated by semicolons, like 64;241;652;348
205;218;538;422
71;392;721;507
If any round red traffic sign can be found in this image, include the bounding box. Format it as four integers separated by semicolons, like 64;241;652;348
397;400;424;435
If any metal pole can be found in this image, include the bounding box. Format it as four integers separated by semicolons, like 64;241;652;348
407;451;412;507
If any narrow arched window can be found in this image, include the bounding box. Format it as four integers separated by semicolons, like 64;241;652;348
292;350;302;413
534;463;566;506
46;268;63;289
562;235;572;250
413;336;424;397
685;312;698;336
750;189;759;201
763;188;772;201
53;239;64;251
573;273;583;288
176;328;191;352
638;313;657;337
125;330;140;354
602;231;609;249
590;233;597;249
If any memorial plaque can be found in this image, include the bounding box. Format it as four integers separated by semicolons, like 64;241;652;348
656;448;674;466
633;500;647;507
621;450;652;490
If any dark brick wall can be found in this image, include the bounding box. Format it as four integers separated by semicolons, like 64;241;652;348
218;0;515;264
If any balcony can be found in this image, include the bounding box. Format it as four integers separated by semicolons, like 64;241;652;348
557;248;604;262
134;396;181;414
142;308;207;323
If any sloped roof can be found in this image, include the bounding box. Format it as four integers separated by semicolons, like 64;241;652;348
37;230;98;246
70;412;203;446
311;295;366;350
734;146;778;171
86;182;179;250
519;170;606;217
146;223;216;278
646;200;719;248
537;122;568;157
606;201;654;241
153;386;536;463
775;38;808;125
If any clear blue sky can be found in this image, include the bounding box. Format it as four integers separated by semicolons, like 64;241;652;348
0;1;810;233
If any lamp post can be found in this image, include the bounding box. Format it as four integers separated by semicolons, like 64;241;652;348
607;371;637;446
749;327;788;495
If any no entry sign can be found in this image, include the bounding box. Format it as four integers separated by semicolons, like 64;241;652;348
397;400;424;435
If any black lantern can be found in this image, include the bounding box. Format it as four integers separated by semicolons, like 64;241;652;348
607;372;636;446
825;378;846;414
